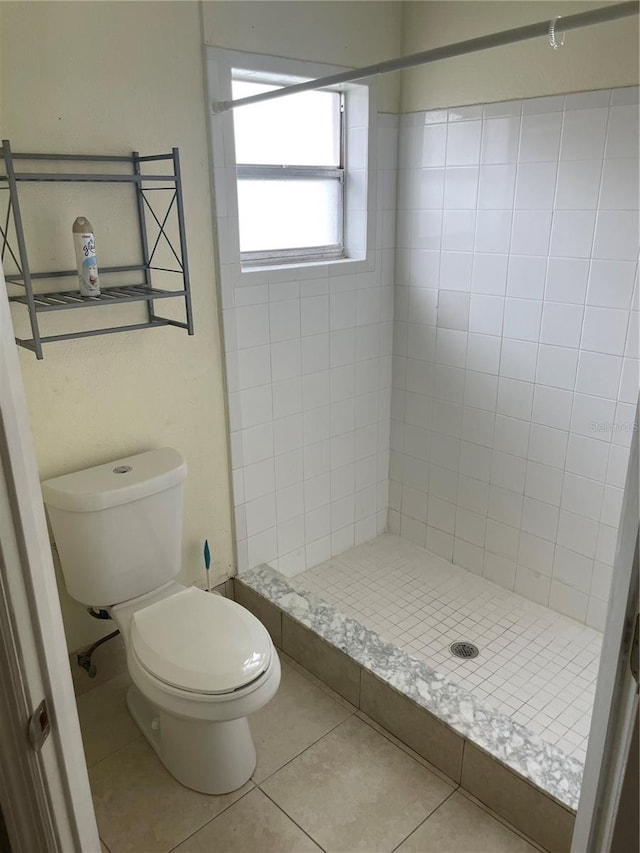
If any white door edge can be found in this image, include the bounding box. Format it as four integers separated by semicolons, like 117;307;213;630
0;263;100;851
571;406;639;853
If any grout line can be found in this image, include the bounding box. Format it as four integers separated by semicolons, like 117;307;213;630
456;788;549;852
254;715;355;788
258;787;328;852
165;786;256;853
388;787;459;853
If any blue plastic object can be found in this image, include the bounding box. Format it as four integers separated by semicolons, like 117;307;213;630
204;539;211;570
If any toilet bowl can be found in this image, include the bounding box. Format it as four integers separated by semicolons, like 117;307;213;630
110;583;280;794
110;582;281;795
41;447;281;796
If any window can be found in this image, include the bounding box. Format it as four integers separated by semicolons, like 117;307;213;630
232;75;345;265
207;48;375;273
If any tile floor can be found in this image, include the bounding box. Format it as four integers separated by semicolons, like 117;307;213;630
78;652;543;853
290;534;602;762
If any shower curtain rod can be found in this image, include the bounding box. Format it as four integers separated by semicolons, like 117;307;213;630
211;1;639;113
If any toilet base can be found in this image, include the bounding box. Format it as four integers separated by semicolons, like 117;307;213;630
126;684;257;795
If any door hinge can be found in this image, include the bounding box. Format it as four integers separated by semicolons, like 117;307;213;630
631;613;639;694
27;698;51;751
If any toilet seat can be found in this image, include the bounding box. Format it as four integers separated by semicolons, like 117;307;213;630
130;587;272;695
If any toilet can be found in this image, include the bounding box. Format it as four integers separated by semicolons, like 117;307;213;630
42;447;281;795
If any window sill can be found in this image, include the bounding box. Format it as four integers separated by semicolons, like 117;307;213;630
238;254;373;279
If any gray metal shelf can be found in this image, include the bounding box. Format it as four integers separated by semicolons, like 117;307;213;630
1;140;194;359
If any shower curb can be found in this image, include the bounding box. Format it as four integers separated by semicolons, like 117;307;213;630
234;566;579;853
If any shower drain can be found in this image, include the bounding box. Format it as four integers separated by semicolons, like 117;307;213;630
450;641;479;659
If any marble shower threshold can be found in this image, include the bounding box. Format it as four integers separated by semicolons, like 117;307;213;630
237;562;585;815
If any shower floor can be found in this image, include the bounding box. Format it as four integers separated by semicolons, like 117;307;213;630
290;533;602;764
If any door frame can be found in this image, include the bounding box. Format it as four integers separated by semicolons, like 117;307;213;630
0;264;99;852
571;411;639;853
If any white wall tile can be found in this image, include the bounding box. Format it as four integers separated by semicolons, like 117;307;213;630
443;166;478;208
583;307;628;356
503;299;542;342
545;258;590;305
481;116;521;164
510;211;552;256
561;473;604;521
549;211;596;259
525;461;563;506
587;260;637;309
560;108;608;160
555;160;602;209
593;211;640;261
442;210;476;251
271;340;301;382
477;164;516;209
576;351;623;399
521;496;559;542
496;377;534;420
549;580;588;622
471;253;508;296
514;565;551;606
514;162;557;209
599;159;639;210
518;531;555;575
532;385;573;430
528;423;568;469
540;302;584;348
440;251;474;292
557;510;598;558
500;338;538;381
536;344;578;390
237;345;271;389
519;113;562;162
506;255;547;300
466;332;501;374
270;299;300;342
445;120;482;165
469;294;504;336
605;104;640;158
475;211;512;254
553;546;593;593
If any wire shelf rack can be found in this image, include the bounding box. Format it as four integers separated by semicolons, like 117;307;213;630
1;140;194;359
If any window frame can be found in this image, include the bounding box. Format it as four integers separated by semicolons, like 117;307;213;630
234;84;347;266
206;47;377;277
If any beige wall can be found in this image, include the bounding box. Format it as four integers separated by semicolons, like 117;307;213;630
202;0;403;111
401;1;639;112
1;1;233;651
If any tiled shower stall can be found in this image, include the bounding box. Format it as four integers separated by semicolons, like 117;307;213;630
217;85;637;631
389;87;638;630
214;80;638;827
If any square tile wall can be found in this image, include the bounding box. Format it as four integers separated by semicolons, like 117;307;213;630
391;87;639;629
215;115;398;576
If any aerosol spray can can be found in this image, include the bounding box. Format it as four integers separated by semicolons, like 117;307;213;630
72;216;100;296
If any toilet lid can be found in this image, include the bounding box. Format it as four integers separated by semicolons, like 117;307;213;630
131;587;272;694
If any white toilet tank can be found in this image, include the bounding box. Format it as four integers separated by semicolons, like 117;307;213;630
41;448;187;607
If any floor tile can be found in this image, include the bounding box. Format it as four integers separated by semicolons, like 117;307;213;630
76;672;139;766
250;657;354;783
396;790;539;852
89;738;252;853
173;788;321;852
261;715;454;853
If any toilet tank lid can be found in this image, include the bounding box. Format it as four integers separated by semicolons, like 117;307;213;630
41;448;187;512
